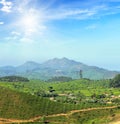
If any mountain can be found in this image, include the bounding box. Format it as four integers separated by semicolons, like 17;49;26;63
16;61;41;73
0;58;119;80
41;58;118;80
0;66;16;76
42;57;81;69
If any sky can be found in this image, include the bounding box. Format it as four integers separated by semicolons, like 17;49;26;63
0;0;120;70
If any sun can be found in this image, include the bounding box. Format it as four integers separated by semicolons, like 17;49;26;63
16;8;46;38
20;13;38;35
21;15;36;28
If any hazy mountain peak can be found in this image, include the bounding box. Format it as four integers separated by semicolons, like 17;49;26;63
46;57;79;63
61;57;69;61
16;61;41;73
42;57;84;70
24;61;39;65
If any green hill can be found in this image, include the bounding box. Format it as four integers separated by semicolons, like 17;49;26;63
0;86;77;119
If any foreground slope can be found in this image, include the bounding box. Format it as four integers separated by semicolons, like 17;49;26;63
0;86;77;119
0;105;119;124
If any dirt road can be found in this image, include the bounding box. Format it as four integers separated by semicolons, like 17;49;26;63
0;106;118;124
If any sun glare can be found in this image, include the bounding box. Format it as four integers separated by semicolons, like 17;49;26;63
22;15;36;28
20;14;38;35
15;7;46;38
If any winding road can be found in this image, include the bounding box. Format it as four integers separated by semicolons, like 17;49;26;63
0;106;119;124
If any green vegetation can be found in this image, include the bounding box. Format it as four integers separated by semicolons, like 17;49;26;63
69;108;115;124
45;108;120;124
0;86;77;119
0;77;120;123
0;76;29;82
47;76;73;82
110;74;120;88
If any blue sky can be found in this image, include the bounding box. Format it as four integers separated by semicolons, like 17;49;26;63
0;0;120;70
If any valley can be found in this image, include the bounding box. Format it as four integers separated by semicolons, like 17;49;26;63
0;75;120;123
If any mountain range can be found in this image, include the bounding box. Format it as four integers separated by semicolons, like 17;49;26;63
0;58;119;80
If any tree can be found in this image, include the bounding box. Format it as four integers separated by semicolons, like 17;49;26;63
0;76;29;82
110;74;120;88
48;86;55;93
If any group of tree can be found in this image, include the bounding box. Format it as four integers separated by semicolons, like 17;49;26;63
0;76;29;82
47;76;72;82
110;74;120;88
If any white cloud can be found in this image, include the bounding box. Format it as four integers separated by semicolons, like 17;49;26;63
4;31;21;41
11;31;21;36
41;3;120;21
15;0;32;13
45;5;108;20
0;0;12;13
45;9;91;20
85;24;97;30
5;36;17;41
0;21;4;24
19;37;34;43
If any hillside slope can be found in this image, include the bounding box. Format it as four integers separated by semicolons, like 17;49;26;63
0;86;76;119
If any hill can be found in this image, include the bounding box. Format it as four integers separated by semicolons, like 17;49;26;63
0;58;119;80
0;86;77;119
